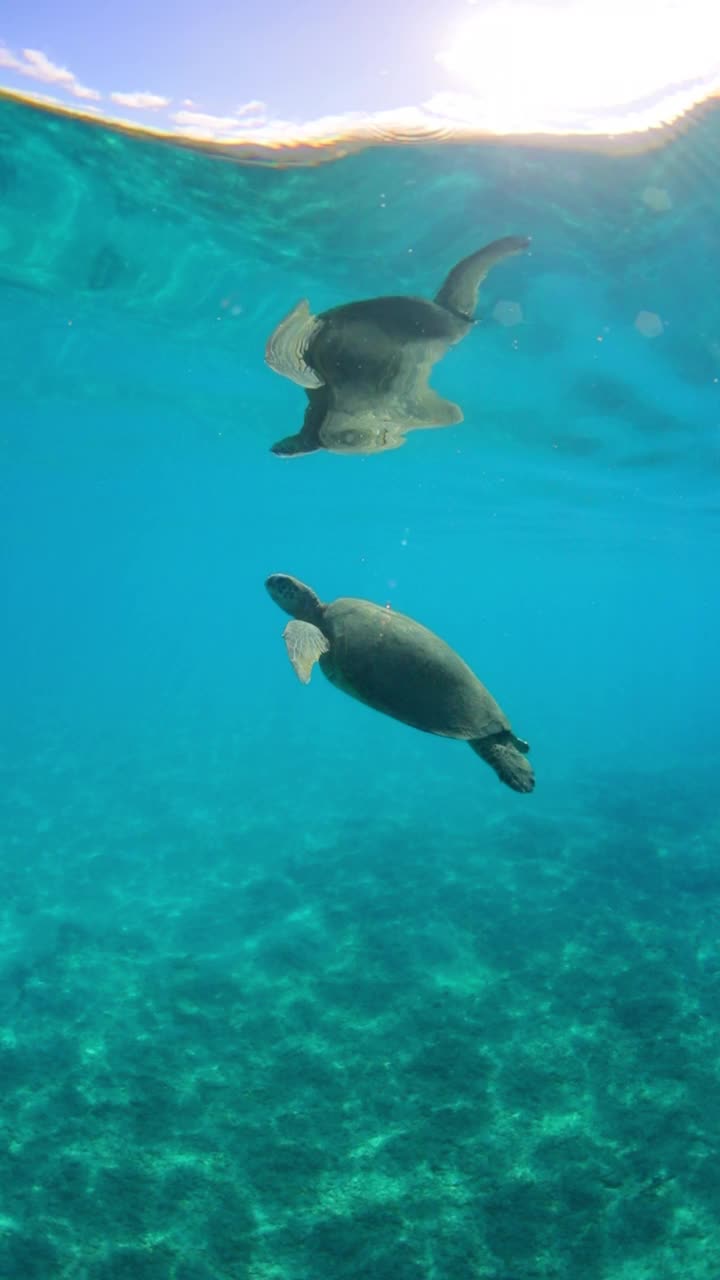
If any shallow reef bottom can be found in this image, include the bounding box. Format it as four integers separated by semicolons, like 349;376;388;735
2;730;720;1280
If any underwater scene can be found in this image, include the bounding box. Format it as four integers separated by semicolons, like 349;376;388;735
2;91;720;1279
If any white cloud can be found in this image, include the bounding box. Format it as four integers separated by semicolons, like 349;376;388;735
235;99;266;118
73;83;102;101
170;107;333;142
171;108;245;131
22;48;75;84
110;90;170;109
0;44;101;100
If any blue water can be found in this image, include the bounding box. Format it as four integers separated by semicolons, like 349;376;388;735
2;93;720;1278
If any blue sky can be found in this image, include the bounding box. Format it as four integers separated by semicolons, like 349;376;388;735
1;0;719;140
0;0;461;125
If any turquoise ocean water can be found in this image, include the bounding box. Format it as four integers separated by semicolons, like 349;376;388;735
2;92;720;1277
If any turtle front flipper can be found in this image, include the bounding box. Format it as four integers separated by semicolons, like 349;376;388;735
282;620;329;684
271;386;326;457
434;236;530;322
265;300;324;388
469;733;535;793
270;430;320;457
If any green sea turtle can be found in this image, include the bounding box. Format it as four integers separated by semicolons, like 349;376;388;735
266;574;534;793
265;235;530;457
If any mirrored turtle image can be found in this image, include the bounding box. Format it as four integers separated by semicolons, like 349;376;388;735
266;573;534;793
265;235;530;457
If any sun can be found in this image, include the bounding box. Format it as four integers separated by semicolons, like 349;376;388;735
435;0;720;133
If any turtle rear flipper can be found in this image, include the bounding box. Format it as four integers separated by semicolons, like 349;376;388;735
469;734;535;793
434;236;531;321
283;620;329;684
265;300;324;388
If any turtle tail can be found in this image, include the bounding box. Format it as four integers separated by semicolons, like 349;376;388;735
469;732;535;793
434;236;531;322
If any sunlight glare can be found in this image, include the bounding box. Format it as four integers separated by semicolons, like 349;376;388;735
437;0;720;132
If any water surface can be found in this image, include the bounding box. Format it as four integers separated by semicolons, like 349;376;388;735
2;94;720;1279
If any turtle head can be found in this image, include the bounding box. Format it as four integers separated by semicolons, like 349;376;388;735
265;574;324;624
324;422;407;455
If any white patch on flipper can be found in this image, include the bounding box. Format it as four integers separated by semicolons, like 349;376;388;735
265;300;324;388
282;620;329;684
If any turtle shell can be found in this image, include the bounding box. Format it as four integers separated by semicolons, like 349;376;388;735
319;597;510;742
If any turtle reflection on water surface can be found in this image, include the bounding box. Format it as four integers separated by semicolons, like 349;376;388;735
265;235;530;458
